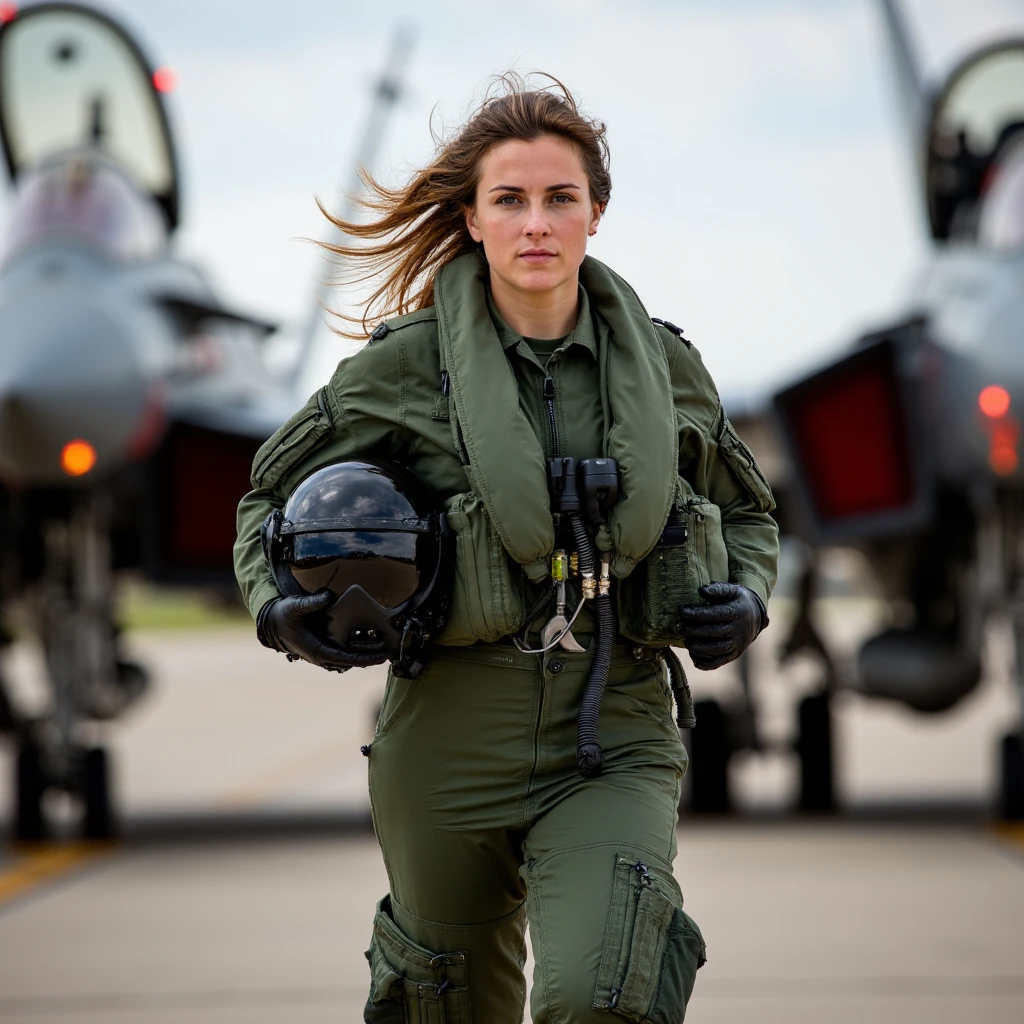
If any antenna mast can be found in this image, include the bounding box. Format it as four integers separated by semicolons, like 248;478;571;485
291;26;415;388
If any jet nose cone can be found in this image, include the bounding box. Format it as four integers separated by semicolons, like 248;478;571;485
0;293;153;484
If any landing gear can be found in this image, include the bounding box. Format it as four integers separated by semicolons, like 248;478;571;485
14;743;46;841
1005;584;1024;820
9;742;117;840
797;692;835;812
1;494;142;840
1000;732;1024;819
781;553;838;813
82;747;114;840
688;699;732;813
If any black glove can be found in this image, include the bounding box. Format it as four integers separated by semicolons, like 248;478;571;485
256;591;386;672
677;582;768;671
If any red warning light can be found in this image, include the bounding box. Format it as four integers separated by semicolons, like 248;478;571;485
979;385;1011;418
152;67;177;93
988;418;1020;477
991;446;1019;476
0;4;18;24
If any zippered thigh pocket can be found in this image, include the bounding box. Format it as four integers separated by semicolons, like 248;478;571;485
364;895;472;1023
593;854;706;1023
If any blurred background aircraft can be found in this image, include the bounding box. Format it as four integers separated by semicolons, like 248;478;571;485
689;0;1024;820
0;1;412;842
0;1;307;839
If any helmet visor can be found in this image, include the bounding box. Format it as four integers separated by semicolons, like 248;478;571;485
287;530;426;610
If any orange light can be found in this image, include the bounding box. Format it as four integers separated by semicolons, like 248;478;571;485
0;4;17;24
152;67;177;93
979;385;1011;418
61;440;97;477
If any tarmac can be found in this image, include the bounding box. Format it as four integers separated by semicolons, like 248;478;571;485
0;600;1022;1022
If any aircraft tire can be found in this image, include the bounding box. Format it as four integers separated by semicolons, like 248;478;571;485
797;692;835;812
82;747;116;840
689;699;731;813
999;731;1024;821
14;744;46;841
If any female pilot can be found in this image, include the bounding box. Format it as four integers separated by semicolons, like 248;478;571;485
234;75;778;1024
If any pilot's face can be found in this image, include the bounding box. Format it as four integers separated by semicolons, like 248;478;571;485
465;135;602;299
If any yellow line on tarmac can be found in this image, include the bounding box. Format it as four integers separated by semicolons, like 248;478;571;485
0;842;114;908
992;821;1024;852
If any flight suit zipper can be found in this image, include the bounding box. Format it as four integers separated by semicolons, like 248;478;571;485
543;376;559;456
608;860;652;1010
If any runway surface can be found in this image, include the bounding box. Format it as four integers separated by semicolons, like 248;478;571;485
0;600;1022;1022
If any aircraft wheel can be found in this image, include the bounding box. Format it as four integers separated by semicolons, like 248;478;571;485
689;699;731;813
999;731;1024;821
14;744;47;841
797;692;835;812
82;747;115;840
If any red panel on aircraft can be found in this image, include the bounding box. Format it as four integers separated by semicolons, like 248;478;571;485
784;345;915;522
164;424;258;571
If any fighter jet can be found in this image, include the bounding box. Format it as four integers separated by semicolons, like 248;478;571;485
692;0;1024;819
0;2;301;839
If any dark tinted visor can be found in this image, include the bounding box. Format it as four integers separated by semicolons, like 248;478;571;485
287;531;428;610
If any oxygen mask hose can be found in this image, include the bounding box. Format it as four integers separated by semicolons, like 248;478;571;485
573;458;620;779
546;456;620;777
576;558;615;778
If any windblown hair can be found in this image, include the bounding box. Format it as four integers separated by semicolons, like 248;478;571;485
318;73;611;337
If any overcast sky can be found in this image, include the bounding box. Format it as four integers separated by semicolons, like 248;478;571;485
5;0;1024;401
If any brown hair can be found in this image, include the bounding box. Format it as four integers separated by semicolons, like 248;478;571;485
318;73;611;337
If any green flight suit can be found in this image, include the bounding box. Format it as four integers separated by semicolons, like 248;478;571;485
234;252;779;1023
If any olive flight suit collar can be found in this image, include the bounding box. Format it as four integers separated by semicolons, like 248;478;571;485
434;252;676;582
486;285;598;364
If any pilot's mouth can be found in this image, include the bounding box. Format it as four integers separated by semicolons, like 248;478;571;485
520;249;556;263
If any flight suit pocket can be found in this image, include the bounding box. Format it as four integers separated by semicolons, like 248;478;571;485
374;669;419;742
434;492;525;646
717;416;775;514
364;896;472;1023
617;478;729;646
593;855;705;1023
250;389;333;491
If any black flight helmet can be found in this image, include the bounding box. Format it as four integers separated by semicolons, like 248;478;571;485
261;459;452;676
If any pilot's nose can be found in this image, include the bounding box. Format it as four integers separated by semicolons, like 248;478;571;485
0;290;155;484
523;203;551;237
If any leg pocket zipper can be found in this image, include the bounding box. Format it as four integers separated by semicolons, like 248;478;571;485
593;853;706;1023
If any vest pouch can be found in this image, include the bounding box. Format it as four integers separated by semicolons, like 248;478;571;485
618;477;729;647
435;491;526;646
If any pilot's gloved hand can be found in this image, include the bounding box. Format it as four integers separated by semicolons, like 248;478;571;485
256;590;386;672
677;582;768;671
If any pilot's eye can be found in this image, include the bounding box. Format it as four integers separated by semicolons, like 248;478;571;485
550;193;574;204
497;194;521;206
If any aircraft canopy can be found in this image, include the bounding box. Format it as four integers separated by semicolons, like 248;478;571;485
4;155;167;262
927;42;1024;241
0;4;179;229
978;136;1024;254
